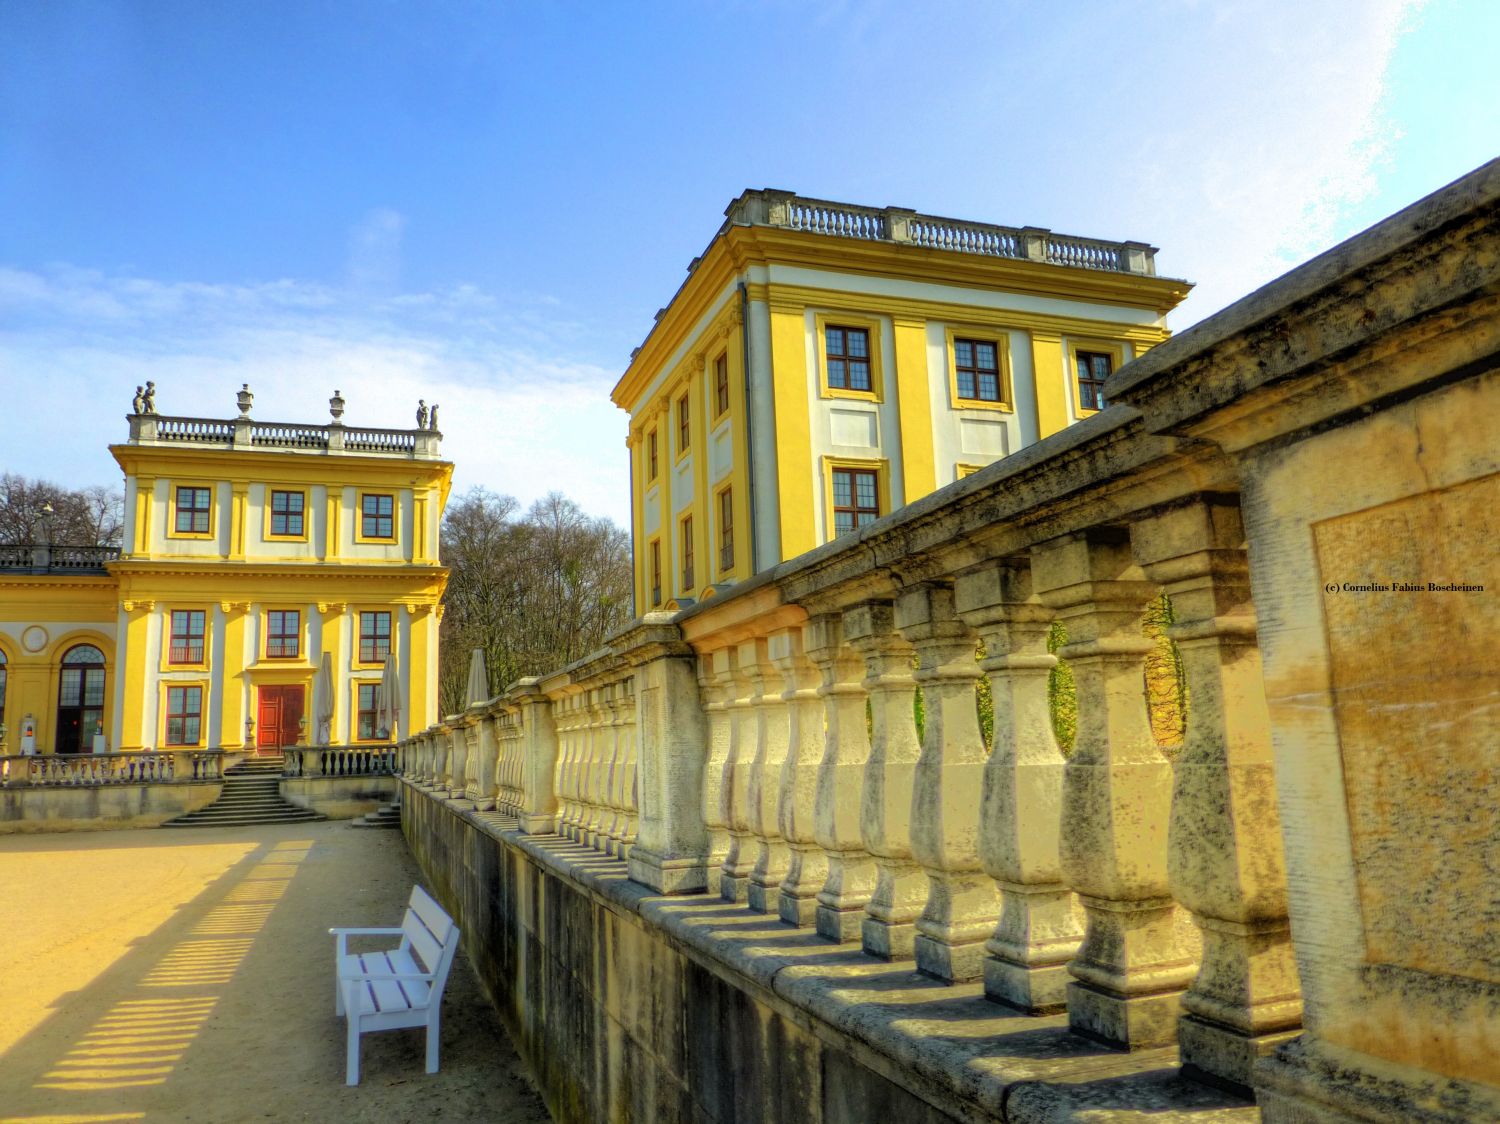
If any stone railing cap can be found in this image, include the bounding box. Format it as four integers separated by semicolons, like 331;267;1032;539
1107;156;1500;406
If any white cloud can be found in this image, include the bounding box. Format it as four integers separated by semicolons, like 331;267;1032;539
0;265;633;526
1136;0;1423;325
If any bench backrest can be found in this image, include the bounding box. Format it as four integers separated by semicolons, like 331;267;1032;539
402;885;459;991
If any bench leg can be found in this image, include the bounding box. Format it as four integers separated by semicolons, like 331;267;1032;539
335;971;344;1016
345;985;361;1085
426;1009;440;1074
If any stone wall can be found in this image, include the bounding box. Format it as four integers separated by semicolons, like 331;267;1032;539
397;159;1500;1123
280;774;397;819
402;784;1255;1124
0;780;220;833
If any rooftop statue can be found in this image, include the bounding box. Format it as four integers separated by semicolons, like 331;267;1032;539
416;399;428;429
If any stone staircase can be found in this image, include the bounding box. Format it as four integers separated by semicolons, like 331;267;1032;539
162;755;328;828
350;799;401;829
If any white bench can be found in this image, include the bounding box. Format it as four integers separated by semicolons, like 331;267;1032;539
330;884;460;1086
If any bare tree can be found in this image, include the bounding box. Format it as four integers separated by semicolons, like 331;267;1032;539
437;488;632;715
0;474;124;546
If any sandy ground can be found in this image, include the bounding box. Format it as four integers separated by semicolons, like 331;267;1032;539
0;821;552;1123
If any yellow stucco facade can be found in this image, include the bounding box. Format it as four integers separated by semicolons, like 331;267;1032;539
611;192;1190;613
0;395;450;755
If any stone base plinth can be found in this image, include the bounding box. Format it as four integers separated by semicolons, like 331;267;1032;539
1067;980;1182;1050
984;956;1070;1015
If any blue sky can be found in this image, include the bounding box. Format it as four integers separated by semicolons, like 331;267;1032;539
2;0;1496;526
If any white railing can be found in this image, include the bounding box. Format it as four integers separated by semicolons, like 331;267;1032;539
343;426;419;453
1045;233;1125;271
252;421;330;449
906;216;1021;257
156;417;236;442
784;198;888;240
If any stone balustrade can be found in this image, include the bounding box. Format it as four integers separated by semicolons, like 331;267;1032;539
282;745;395;778
721;189;1158;275
395;163;1500;1123
127;413;441;458
0;750;221;786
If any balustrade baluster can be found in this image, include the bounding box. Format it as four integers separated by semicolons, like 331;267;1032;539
449;723;468;799
895;584;998;982
699;652;733;872
720;642;762;902
745;641;791;915
1132;500;1301;1087
771;628;827;926
805;615;876;942
614;681;639;858
584;687;614;849
844;601;925;960
1033;530;1199;1049
956;560;1084;1013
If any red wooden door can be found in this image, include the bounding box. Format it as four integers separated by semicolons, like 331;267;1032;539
256;686;305;753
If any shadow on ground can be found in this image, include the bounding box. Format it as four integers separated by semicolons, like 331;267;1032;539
0;822;551;1123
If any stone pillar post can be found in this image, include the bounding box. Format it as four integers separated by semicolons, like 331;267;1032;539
769;627;826;926
1033;530;1199;1049
743;639;791;914
805;614;876;942
843;600;924;960
1132;499;1301;1088
956;559;1084;1014
514;680;559;834
720;643;761;902
895;583;998;982
628;637;713;894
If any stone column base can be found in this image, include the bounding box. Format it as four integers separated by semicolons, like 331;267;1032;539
862;916;915;960
1067;980;1181;1050
984;955;1070;1015
628;847;709;895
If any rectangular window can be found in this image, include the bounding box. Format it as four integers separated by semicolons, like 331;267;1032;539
650;540;662;607
677;394;690;453
954;338;1002;402
714;353;730;417
647;429;659;481
825;326;872;392
718;488;734;573
832;468;880;536
359;611;392;663
1075;350;1113;412
269;490;304;536
266;610;300;659
680;516;694;591
174;486;212;534
361;493;394;539
169;610;206;665
357;682;380;740
166;685;203;746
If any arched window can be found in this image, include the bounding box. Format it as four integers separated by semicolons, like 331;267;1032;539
56;644;105;754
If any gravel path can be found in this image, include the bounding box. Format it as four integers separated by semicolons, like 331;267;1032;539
0;821;552;1123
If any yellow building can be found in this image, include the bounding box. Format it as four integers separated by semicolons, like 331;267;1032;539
0;386;450;756
611;191;1191;611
